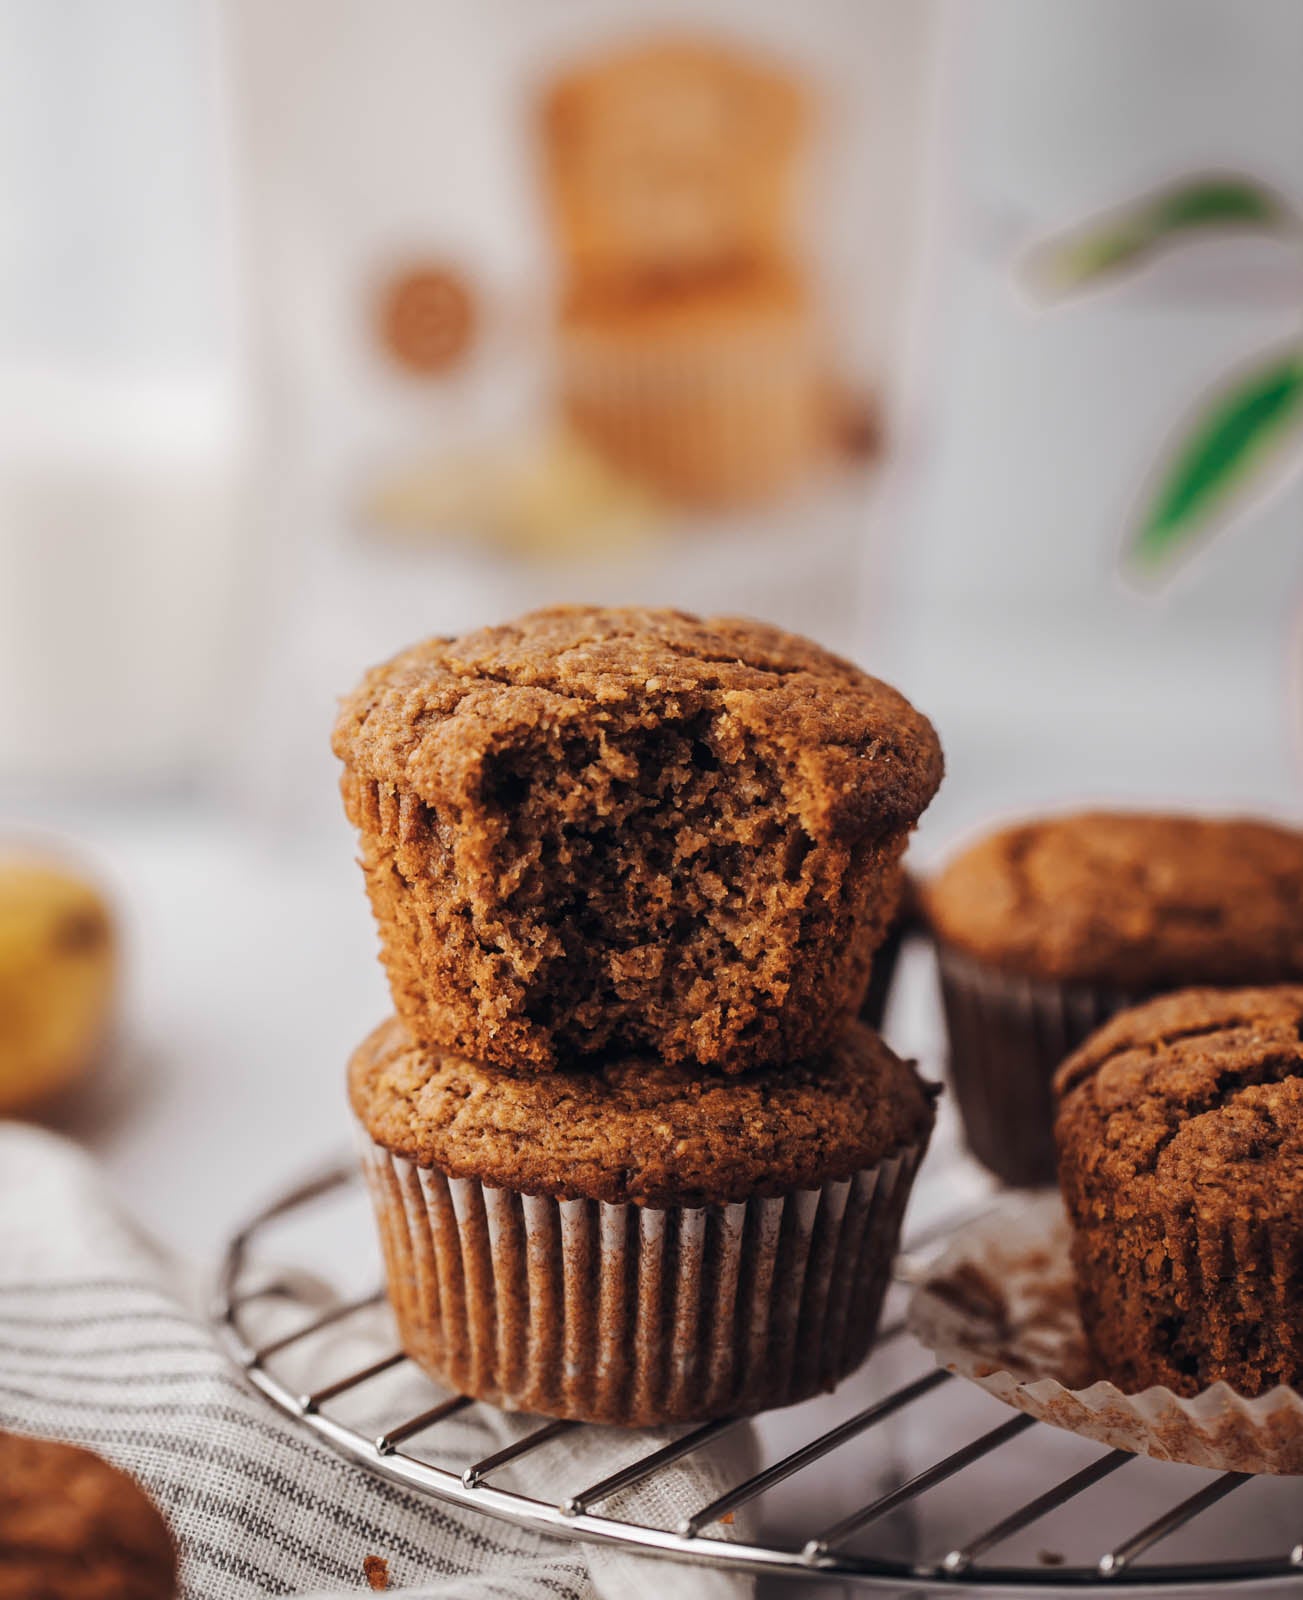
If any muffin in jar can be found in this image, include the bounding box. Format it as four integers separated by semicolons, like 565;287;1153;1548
539;37;809;288
923;812;1303;1187
557;261;824;507
334;606;943;1076
351;1015;936;1425
1055;986;1303;1398
0;1431;177;1599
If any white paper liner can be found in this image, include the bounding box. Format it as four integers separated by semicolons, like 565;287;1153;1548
557;319;822;504
907;1192;1303;1475
359;1127;922;1427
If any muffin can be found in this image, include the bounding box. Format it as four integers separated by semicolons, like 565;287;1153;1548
334;607;943;1076
1055;986;1303;1398
923;812;1303;1187
0;1431;177;1599
859;869;920;1034
0;857;115;1117
539;37;808;287
557;262;824;506
351;1014;936;1425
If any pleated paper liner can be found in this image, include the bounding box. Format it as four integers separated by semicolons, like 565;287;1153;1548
935;944;1142;1187
358;1129;924;1427
907;1191;1303;1475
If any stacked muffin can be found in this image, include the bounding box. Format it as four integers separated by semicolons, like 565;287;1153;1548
334;606;943;1424
538;41;825;506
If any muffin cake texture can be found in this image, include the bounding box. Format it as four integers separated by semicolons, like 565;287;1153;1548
1055;986;1303;1398
335;607;943;1075
924;811;1303;1186
0;1431;177;1600
352;1015;936;1424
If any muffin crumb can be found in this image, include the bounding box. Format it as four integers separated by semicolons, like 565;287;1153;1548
335;606;942;1074
363;1554;390;1590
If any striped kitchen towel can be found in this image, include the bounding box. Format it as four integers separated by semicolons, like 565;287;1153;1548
0;1124;755;1599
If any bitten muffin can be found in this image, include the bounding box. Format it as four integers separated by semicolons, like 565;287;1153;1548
557;262;824;506
334;607;943;1075
923;812;1303;1187
539;38;808;286
351;1015;936;1425
1055;986;1303;1398
0;1431;177;1600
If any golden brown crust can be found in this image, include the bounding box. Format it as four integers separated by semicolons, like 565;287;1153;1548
925;812;1303;987
333;607;942;833
1055;986;1303;1397
350;1015;936;1208
0;1432;176;1600
334;607;942;1074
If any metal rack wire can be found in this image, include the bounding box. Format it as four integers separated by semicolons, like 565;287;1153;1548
212;1161;1303;1594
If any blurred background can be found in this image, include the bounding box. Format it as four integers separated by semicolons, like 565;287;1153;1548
0;0;1300;1249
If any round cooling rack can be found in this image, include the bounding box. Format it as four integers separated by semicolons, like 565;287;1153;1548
212;1161;1303;1595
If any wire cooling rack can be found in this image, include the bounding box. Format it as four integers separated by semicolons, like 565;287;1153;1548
212;1161;1303;1594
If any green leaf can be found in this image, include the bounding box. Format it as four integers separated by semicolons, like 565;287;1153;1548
1036;175;1297;292
1132;350;1303;569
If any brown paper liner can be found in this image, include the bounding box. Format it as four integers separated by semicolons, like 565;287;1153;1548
935;944;1140;1187
359;1129;923;1426
908;1193;1303;1475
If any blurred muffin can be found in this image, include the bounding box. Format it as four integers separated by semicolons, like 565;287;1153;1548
1055;986;1303;1397
0;857;115;1117
924;812;1303;1187
558;261;823;505
859;868;920;1034
352;1014;935;1425
0;1431;176;1599
540;37;808;286
333;606;943;1075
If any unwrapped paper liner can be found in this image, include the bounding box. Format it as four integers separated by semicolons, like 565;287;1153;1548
907;1191;1303;1475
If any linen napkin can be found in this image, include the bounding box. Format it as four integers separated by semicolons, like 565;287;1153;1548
0;1124;756;1600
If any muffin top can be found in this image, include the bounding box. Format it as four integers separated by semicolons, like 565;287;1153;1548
334;606;943;844
1054;986;1303;1218
351;1015;936;1207
924;812;1303;987
0;1432;176;1600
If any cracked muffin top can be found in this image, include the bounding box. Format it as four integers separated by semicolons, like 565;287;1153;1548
923;812;1303;987
350;1015;936;1208
1054;986;1303;1216
332;606;943;844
